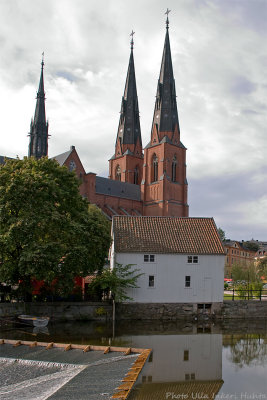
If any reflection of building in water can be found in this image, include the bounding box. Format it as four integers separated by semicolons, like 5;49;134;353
128;333;223;399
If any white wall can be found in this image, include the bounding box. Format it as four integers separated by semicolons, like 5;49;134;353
114;252;224;303
123;333;222;383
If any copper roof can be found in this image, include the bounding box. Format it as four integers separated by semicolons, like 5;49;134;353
112;216;225;255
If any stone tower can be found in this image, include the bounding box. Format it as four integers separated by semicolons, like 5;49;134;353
109;32;143;185
142;12;189;216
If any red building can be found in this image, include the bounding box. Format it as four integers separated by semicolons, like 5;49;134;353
0;16;189;219
51;18;189;219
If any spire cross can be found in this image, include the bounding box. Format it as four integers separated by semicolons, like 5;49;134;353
130;30;135;50
165;8;171;29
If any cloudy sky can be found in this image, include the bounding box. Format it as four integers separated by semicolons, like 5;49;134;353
0;0;266;240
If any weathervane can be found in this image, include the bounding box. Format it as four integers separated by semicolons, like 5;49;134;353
130;30;135;50
165;8;171;29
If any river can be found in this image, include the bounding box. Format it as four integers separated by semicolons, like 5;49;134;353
1;319;267;399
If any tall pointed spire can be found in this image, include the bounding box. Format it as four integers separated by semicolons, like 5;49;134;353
28;53;49;159
115;31;142;155
150;10;180;143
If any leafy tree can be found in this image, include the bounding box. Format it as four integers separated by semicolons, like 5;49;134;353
218;227;226;242
0;157;111;299
257;256;267;280
88;263;143;322
243;241;259;252
231;263;260;284
88;263;143;302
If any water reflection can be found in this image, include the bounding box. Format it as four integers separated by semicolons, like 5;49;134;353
127;332;223;399
0;320;267;398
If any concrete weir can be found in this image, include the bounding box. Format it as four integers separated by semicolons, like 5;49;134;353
0;339;151;400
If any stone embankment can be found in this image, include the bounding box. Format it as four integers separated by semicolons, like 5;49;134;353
1;301;267;321
222;300;267;319
0;302;112;321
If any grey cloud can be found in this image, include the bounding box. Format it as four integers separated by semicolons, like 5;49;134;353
56;71;76;83
189;168;267;240
229;76;257;97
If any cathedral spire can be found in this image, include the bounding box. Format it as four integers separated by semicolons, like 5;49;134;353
28;54;49;159
150;10;180;143
115;31;142;155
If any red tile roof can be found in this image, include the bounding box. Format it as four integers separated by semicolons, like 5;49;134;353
112;216;225;255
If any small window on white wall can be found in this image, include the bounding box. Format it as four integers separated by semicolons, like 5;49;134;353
185;276;191;287
149;275;155;287
144;255;155;262
187;255;198;264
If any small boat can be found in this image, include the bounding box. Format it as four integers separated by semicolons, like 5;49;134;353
17;315;50;327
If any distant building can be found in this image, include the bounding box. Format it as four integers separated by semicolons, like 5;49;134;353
110;216;225;309
224;240;256;277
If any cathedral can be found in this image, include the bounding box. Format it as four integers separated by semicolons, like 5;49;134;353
21;15;189;219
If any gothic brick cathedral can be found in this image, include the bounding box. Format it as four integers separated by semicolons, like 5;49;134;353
28;16;189;219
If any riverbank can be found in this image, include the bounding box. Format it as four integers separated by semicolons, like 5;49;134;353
1;300;267;321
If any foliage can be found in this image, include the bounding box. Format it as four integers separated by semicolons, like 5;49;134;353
88;263;143;302
231;263;260;284
235;284;247;299
243;241;260;252
217;227;226;242
0;157;111;298
257;256;267;280
228;334;267;368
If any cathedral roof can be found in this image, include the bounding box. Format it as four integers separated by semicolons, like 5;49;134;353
95;176;141;201
52;149;73;166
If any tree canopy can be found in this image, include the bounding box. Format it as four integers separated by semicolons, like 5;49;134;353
217;227;226;242
0;157;111;297
88;263;143;302
243;241;260;252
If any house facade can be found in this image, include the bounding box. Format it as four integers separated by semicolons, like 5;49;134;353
224;240;256;278
111;216;225;307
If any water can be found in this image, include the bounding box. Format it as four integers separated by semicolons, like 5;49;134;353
1;320;267;399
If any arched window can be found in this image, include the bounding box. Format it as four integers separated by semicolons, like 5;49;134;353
172;155;177;182
115;165;121;181
134;166;139;185
152;154;158;182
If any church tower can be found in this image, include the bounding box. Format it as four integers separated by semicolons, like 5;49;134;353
109;32;143;185
28;55;49;159
142;11;189;216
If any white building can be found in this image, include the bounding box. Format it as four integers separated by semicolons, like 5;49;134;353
110;216;225;306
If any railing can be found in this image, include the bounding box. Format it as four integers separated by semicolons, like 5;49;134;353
224;288;267;301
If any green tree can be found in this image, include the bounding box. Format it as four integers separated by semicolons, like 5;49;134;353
88;263;143;302
88;263;143;323
257;256;267;279
218;227;226;242
243;241;259;252
0;157;111;299
232;263;260;284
